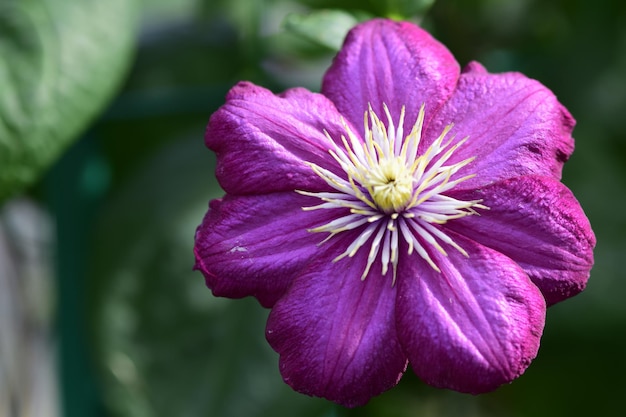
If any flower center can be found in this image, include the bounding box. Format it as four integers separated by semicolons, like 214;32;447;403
365;156;413;214
298;104;487;283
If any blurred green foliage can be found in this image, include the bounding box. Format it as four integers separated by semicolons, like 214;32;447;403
1;0;625;416
0;0;139;202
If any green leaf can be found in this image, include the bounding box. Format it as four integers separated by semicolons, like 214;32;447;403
283;10;362;51
382;0;436;20
0;0;138;202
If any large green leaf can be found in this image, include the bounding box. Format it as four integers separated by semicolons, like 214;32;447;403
0;0;138;202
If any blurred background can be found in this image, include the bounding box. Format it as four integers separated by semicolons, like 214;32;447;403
1;0;624;416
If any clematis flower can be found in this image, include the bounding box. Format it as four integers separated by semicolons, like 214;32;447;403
194;19;595;407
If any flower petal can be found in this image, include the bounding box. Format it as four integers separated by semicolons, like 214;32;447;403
206;82;349;195
396;232;545;393
266;237;407;407
322;19;460;137
445;175;596;306
194;192;339;307
425;61;576;187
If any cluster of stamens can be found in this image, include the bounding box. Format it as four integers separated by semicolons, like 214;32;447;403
298;104;487;283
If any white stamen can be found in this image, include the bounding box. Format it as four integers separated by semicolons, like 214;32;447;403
298;104;486;283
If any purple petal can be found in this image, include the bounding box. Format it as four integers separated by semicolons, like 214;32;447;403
425;61;576;188
322;19;460;137
445;175;596;306
396;232;546;393
194;192;340;307
206;82;349;195
266;237;408;407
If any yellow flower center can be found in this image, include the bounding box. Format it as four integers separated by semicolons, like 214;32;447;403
365;156;414;214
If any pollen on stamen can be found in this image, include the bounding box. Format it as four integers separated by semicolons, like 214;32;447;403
297;103;488;283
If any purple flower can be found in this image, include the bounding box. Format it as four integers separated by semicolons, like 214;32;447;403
194;19;595;407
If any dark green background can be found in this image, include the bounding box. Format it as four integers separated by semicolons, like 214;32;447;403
2;0;624;416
